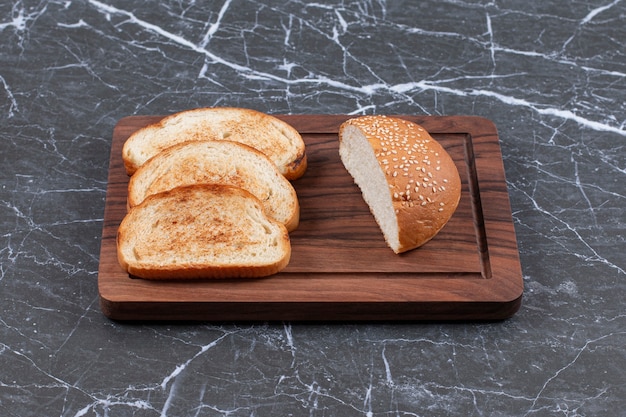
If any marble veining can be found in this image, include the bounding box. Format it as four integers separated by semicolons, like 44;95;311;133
1;0;624;416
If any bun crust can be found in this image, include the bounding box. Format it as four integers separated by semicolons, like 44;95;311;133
117;184;291;280
122;107;307;179
339;116;461;253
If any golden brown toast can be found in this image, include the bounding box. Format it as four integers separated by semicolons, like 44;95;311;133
122;107;307;179
127;140;300;231
117;184;291;279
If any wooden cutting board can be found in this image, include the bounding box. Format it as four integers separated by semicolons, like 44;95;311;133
98;114;523;321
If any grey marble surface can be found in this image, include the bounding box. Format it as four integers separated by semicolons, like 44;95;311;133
1;0;625;415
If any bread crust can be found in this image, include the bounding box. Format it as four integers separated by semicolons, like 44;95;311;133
117;184;291;280
339;116;462;253
122;107;307;179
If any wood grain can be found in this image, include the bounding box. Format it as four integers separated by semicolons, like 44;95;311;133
97;115;523;321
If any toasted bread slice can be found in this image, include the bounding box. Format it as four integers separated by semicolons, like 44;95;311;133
128;140;300;231
122;107;307;179
117;184;291;280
